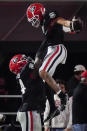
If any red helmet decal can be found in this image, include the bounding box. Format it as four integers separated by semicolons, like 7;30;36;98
12;57;18;63
30;6;36;13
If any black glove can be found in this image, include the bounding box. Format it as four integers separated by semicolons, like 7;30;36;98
70;16;83;33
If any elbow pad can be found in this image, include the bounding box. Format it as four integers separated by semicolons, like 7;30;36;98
70;16;83;33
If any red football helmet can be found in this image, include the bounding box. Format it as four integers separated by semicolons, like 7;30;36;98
9;54;28;75
27;3;45;28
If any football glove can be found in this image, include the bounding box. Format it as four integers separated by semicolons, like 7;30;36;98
70;16;83;33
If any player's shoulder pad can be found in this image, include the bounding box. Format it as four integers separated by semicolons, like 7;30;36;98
28;63;34;69
49;11;58;19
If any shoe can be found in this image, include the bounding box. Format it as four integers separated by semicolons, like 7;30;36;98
44;108;60;122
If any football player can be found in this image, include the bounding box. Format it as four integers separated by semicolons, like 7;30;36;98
26;3;82;94
9;54;46;131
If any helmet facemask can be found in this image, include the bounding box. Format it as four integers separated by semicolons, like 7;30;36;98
28;15;40;28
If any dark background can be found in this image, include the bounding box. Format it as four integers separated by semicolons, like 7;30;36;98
0;1;87;41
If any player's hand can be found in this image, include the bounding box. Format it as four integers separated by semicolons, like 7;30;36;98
70;16;83;33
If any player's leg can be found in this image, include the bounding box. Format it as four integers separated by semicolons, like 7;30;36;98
17;111;27;131
39;44;67;92
17;111;42;131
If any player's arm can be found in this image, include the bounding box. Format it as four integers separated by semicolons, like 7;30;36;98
56;17;70;27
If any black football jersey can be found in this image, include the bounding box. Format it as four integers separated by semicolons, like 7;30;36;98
16;62;46;111
42;11;64;43
36;11;64;59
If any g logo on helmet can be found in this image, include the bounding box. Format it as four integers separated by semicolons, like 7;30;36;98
13;57;18;63
30;6;35;13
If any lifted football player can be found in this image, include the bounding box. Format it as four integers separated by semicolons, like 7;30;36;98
26;3;82;94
